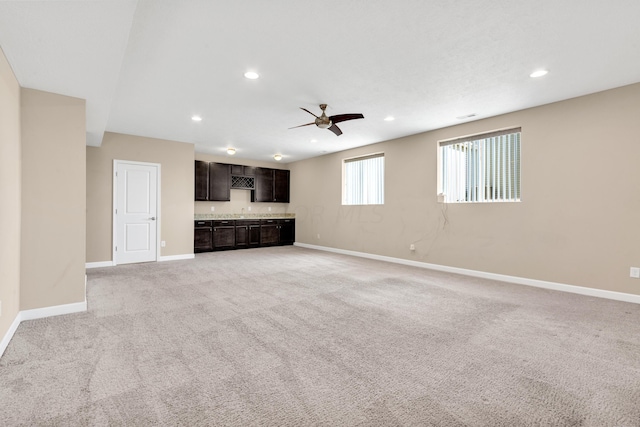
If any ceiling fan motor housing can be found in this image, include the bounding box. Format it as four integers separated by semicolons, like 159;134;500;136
316;116;332;128
316;104;332;128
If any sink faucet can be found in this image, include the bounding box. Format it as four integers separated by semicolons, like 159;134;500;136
240;208;245;218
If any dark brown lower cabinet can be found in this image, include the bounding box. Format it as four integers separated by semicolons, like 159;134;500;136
260;219;280;246
249;224;261;247
235;220;260;249
279;219;295;245
194;219;294;252
213;220;235;250
235;223;249;249
194;220;213;252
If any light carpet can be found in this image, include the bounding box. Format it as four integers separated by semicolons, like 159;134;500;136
1;246;640;426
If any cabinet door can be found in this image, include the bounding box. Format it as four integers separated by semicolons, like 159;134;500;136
209;163;231;201
274;169;290;203
249;224;261;247
194;228;213;252
279;219;295;245
252;167;274;202
194;161;209;201
213;220;235;249
260;220;279;246
235;225;249;249
230;164;244;175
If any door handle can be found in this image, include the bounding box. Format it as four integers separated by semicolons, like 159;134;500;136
149;217;156;220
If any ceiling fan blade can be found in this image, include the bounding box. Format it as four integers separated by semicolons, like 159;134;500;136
300;107;319;118
329;113;364;124
328;123;343;136
288;122;315;129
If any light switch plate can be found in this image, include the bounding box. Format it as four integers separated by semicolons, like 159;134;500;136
630;267;640;278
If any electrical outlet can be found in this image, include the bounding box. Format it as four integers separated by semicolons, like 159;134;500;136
161;241;166;247
210;206;215;212
410;244;415;251
630;267;640;279
268;206;271;212
247;206;251;211
317;234;320;239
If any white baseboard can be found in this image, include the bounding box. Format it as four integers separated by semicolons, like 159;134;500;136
86;260;115;269
0;299;87;359
0;312;22;360
158;253;195;262
87;254;195;267
20;300;87;322
294;242;640;305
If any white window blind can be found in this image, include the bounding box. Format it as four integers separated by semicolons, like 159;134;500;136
343;153;384;205
440;128;521;203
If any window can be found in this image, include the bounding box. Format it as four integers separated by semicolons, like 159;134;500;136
439;128;521;203
342;153;384;205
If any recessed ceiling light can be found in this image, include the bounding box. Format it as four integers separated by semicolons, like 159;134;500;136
244;71;259;80
310;139;318;143
384;116;395;121
227;148;236;155
530;69;548;78
191;115;202;122
273;154;282;161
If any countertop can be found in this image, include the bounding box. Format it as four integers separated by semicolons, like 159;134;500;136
195;213;295;220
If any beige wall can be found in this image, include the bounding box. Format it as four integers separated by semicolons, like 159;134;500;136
20;88;86;310
0;48;21;338
194;153;290;216
290;83;640;296
86;132;195;263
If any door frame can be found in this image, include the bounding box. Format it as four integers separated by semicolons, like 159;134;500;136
112;159;162;266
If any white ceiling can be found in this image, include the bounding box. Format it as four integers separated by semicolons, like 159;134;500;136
1;1;639;163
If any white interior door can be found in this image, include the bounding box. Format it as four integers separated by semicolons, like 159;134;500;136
114;161;159;265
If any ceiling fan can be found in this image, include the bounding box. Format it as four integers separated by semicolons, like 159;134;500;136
290;104;364;136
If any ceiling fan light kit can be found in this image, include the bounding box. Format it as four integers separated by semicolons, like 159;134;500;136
290;104;364;136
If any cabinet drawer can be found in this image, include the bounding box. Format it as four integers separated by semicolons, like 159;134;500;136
236;220;260;226
213;220;235;227
195;220;212;227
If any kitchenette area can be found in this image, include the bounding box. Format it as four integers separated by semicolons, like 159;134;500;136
194;160;294;253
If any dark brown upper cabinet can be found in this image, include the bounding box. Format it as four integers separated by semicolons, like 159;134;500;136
252;167;274;202
231;164;255;177
252;168;290;203
274;169;290;203
194;160;209;201
209;163;231;201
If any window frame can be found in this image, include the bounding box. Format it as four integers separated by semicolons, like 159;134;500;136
342;152;385;206
437;127;522;204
